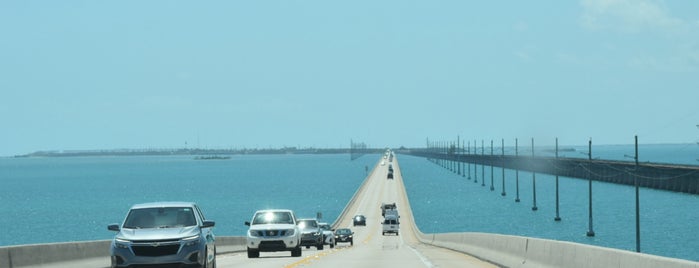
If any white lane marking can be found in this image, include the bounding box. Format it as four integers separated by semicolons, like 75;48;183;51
400;231;435;268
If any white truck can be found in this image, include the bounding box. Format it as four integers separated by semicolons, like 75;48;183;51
245;209;302;258
381;207;400;235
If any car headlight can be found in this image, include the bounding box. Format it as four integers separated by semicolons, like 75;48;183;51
183;235;200;246
114;238;130;249
249;230;261;237
285;229;295;236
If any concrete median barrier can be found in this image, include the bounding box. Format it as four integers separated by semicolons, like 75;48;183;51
0;237;247;268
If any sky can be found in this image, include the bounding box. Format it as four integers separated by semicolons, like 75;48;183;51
1;0;698;156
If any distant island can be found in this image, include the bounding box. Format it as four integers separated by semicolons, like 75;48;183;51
14;147;393;158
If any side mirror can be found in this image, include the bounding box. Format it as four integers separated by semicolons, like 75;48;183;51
202;220;215;228
108;224;120;231
244;221;251;226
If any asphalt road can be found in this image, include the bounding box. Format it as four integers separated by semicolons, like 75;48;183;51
215;156;497;268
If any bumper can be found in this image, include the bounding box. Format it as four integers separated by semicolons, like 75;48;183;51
335;236;353;243
110;245;205;267
247;236;298;251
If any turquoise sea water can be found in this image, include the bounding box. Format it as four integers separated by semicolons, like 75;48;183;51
0;154;374;246
1;144;698;261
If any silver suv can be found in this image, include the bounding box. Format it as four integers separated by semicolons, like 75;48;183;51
245;209;302;258
107;202;216;268
297;219;324;250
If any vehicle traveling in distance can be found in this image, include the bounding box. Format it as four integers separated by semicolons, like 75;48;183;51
381;202;400;235
353;214;366;226
334;228;354;246
297;218;324;250
318;222;335;248
245;209;302;258
107;202;216;268
380;202;396;217
382;213;400;236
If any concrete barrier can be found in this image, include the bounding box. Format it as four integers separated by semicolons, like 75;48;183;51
0;240;111;268
0;237;247;268
412;231;699;268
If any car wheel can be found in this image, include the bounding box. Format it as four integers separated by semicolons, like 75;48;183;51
247;248;259;258
350;240;353;246
317;244;324;250
291;246;302;257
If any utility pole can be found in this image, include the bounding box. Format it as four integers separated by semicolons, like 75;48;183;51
586;138;595;237
634;135;640;253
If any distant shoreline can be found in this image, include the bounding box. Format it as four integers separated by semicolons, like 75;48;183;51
12;148;388;158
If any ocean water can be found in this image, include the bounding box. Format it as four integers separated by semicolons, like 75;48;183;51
1;144;698;262
0;154;375;246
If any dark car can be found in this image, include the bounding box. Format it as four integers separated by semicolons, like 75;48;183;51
353;215;366;226
107;202;216;268
334;228;354;246
297;219;324;250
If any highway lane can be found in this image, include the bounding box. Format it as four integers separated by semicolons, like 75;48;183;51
216;155;496;268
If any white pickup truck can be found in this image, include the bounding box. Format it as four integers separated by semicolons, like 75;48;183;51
245;209;302;258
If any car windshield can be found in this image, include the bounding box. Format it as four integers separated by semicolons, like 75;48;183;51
252;211;293;225
297;220;317;229
336;229;351;235
123;207;196;229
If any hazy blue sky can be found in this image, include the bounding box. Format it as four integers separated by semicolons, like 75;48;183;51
1;0;698;156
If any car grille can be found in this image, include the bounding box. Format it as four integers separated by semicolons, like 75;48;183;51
258;230;288;237
131;240;181;256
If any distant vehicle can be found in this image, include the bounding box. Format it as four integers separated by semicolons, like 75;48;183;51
388;164;393;172
382;214;400;236
297;218;324;250
387;170;394;179
245;209;302;258
334;228;354;246
107;202;216;268
384;208;399;219
318;222;335;248
353;215;366;226
380;202;396;217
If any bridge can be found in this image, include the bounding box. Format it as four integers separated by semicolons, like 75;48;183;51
1;155;698;268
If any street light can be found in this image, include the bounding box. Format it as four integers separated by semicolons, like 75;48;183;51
586;138;595;237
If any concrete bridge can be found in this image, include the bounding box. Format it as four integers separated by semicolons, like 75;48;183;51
403;147;699;195
1;155;698;268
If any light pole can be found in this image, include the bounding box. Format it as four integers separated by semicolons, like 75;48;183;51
515;138;520;202
531;138;538;211
634;135;640;253
586;138;595;237
501;139;506;197
554;138;561;221
490;140;495;191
